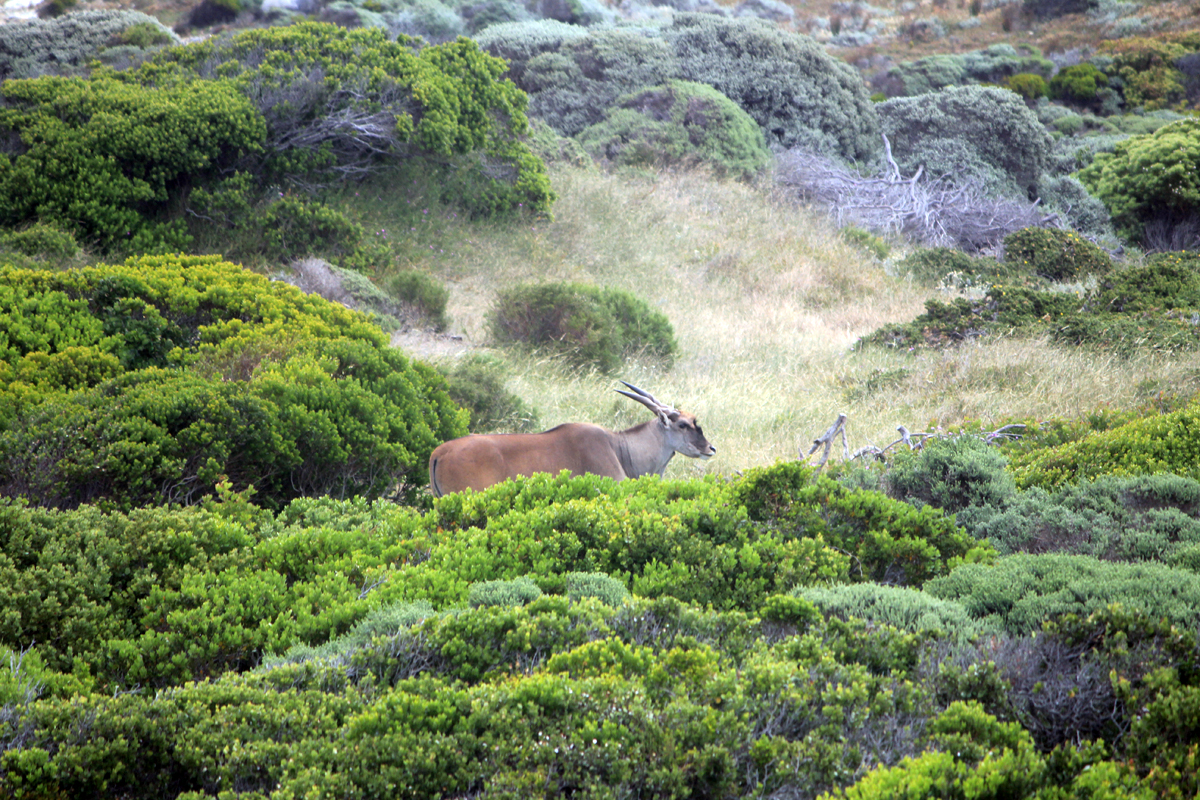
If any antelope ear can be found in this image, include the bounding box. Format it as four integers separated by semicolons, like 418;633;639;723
657;408;673;426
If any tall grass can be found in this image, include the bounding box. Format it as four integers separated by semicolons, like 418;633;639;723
358;163;1200;477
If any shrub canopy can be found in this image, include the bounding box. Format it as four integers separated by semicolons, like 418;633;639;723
0;254;467;509
878;85;1052;198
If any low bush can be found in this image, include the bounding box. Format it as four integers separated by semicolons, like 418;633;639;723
1002;226;1113;281
959;473;1200;563
893;247;1010;288
885;435;1018;515
0;255;468;508
0;222;81;268
577;80;770;179
487;282;678;372
1049;62;1109;106
437;354;540;433
1005;72;1048;101
859;285;1080;350
468;576;543;607
839;226;890;261
385;269;451;331
1092;252;1200;312
1010;398;1200;489
924;552;1200;634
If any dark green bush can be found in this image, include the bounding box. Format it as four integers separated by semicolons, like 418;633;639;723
1049;62;1109;105
385;270;451;332
487;282;678;372
859;285;1080;350
0;222;81;267
1002;226;1113;281
577;80;770;179
0;255;468;509
0;75;264;253
437;354;540;433
1078;119;1200;244
1093;252;1200;312
885;435;1018;515
664;13;880;161
878;86;1052;198
960;473;1200;563
1005;72;1048;101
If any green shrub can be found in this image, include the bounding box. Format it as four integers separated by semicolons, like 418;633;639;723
894;247;1009;288
885;435;1018;515
1011;399;1200;489
1005;72;1048;101
0;74;264;253
957;473;1200;563
924;553;1200;634
577;80;770;179
385;270;451;332
859;285;1081;350
1092;252;1200;313
664;13;880;161
468;576;544;607
0;10;177;81
1049;62;1109;105
839;226;890;261
878;86;1052;198
487;282;678;372
437;354;540;433
0;255;468;508
1003;226;1113;281
0;222;81;267
1078;119;1200;244
796;583;984;639
519;28;678;137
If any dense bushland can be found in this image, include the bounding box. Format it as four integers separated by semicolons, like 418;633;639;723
863;238;1200;355
0;22;552;258
0;255;466;509
482;14;880;163
0;463;986;690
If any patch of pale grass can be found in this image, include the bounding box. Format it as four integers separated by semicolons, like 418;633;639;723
398;163;1200;477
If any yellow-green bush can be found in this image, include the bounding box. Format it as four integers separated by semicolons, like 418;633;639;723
1012;399;1200;489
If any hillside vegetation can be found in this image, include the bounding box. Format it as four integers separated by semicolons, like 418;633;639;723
3;3;1200;798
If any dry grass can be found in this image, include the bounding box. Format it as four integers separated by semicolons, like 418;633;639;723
399;163;1200;478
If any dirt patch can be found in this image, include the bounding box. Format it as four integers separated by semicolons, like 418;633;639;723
390;328;479;360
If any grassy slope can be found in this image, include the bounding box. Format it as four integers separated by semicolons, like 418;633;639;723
345;163;1200;477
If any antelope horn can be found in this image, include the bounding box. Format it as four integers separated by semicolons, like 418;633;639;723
616;381;675;416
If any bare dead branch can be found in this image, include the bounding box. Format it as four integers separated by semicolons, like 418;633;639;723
775;136;1059;253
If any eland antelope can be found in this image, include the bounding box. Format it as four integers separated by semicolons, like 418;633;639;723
428;382;715;497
